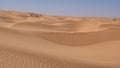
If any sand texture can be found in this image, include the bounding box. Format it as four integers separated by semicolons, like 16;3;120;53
0;10;120;68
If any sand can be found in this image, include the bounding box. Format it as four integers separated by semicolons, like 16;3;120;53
0;10;120;68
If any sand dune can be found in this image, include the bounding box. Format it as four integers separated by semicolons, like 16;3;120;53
0;10;120;68
29;28;120;46
100;24;120;28
12;21;101;32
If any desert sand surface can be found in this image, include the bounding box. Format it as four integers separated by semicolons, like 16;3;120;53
0;10;120;68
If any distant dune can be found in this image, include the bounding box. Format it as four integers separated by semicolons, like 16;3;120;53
0;10;120;68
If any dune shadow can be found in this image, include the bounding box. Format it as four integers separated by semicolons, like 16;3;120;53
37;28;120;46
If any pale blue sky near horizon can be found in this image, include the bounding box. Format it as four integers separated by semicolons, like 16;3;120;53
0;0;120;18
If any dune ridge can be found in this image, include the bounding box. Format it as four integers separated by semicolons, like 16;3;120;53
0;10;120;68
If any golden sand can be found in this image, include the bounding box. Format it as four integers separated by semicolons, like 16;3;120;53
0;10;120;68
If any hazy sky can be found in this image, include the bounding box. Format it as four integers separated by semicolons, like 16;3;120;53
0;0;120;18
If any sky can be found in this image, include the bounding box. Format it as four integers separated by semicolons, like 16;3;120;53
0;0;120;18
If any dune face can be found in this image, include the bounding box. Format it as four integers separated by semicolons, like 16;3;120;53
0;10;120;68
34;28;120;46
100;24;120;28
